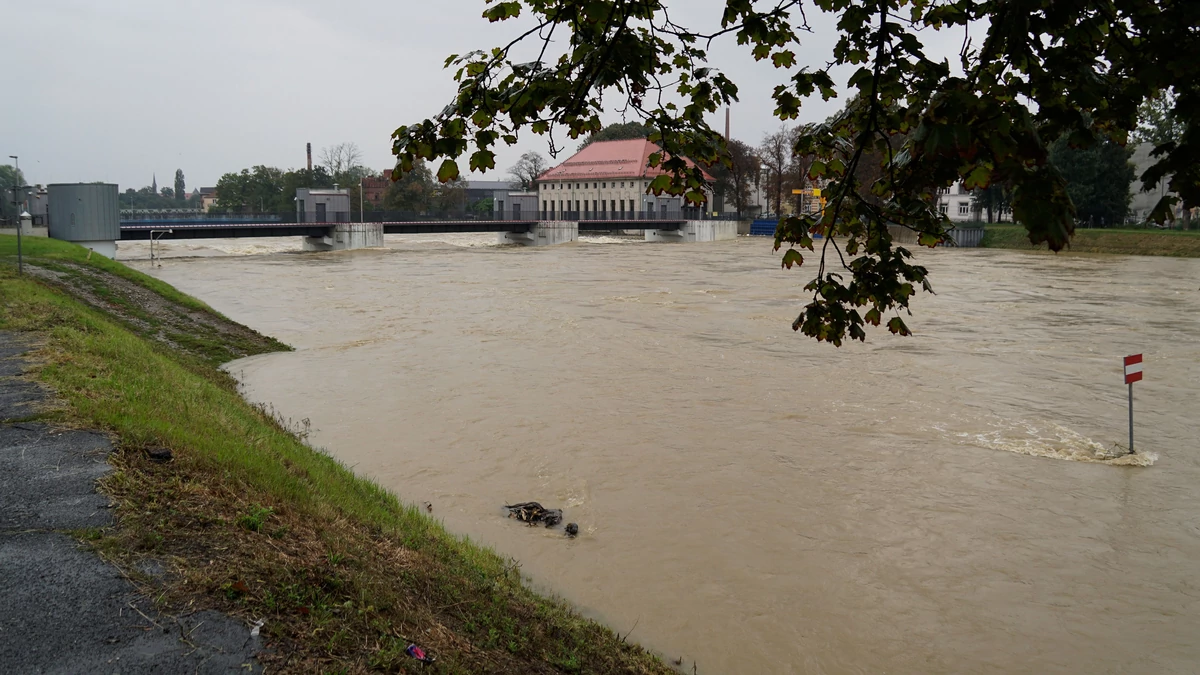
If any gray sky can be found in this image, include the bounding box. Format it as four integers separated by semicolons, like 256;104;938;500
3;0;976;190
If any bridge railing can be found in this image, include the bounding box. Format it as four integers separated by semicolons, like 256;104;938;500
114;208;749;226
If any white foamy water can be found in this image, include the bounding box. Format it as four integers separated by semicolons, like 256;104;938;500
134;240;1200;674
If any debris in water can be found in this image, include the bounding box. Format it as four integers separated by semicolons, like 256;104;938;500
405;643;436;664
422;501;433;513
565;523;579;537
504;502;563;527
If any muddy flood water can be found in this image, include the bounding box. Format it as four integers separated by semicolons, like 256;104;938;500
127;235;1200;674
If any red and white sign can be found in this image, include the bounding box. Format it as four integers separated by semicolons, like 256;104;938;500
1124;354;1143;385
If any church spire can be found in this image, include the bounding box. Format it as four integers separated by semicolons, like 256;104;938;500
152;174;157;194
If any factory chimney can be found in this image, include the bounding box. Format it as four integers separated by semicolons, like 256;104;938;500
306;143;312;172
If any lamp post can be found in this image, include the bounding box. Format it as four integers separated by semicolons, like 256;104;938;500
8;155;23;275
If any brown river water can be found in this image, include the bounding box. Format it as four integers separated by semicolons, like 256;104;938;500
126;235;1200;674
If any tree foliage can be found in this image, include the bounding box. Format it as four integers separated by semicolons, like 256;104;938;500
120;185;200;210
1133;91;1185;148
383;160;466;215
320;142;368;184
0;164;27;221
577;121;652;149
1048;136;1135;227
174;169;186;202
710;138;760;215
214;165;337;213
509;151;548;190
390;0;1200;345
758;126;793;216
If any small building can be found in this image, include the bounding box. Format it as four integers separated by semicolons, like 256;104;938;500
530;139;715;219
196;187;218;212
361;177;390;210
492;191;537;220
296;187;350;223
465;180;515;210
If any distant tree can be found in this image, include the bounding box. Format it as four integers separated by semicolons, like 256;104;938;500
0;164;27;221
214;166;288;212
119;184;183;210
174;169;186;202
578;121;651;149
384;160;436;213
1048;136;1136;227
509;151;548;191
471;196;494;215
1132;91;1190;227
971;184;1013;224
160;187;174;199
758;126;792;215
320;142;365;182
1133;91;1185;147
710;139;760;216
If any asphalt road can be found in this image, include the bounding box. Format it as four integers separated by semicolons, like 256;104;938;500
0;332;262;673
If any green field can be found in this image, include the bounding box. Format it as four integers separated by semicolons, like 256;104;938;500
0;235;672;674
981;225;1200;257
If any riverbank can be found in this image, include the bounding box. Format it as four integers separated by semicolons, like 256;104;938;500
981;224;1200;257
0;235;672;674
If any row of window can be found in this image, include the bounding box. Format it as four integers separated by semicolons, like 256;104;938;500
939;203;972;215
542;199;640;214
542;181;648;191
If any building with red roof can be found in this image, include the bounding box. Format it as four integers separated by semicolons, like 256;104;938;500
532;139;715;219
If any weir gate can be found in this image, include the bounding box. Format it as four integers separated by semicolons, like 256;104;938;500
117;214;739;251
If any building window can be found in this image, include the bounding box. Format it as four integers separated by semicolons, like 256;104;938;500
593;183;597;189
958;203;970;216
602;182;606;189
542;200;547;213
610;200;616;213
939;203;948;215
575;200;580;212
620;182;625;188
592;200;597;213
620;199;626;213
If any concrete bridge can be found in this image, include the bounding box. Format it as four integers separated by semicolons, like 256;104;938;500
118;216;738;251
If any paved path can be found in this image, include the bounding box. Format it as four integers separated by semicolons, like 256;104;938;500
0;332;261;673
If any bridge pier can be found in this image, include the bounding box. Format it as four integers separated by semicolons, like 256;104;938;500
303;222;385;251
645;220;738;243
498;221;578;246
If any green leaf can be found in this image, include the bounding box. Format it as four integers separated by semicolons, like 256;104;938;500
781;248;803;269
436;159;460;183
482;2;521;22
469;150;496;172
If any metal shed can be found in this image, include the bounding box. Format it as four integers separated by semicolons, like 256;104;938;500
47;183;120;258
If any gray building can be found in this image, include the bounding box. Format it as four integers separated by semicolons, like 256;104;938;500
492;191;537;220
296;187;350;223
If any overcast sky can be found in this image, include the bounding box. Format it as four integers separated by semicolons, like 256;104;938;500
3;0;976;190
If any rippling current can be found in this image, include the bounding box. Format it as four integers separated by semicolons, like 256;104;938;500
127;235;1200;674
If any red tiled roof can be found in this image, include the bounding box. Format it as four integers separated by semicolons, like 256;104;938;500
536;139;715;183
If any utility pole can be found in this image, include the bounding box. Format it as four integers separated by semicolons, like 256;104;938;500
9;155;21;275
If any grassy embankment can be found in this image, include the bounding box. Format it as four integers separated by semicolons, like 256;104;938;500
0;235;672;674
981;224;1200;257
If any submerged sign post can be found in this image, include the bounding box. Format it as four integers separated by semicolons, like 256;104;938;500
1124;354;1143;454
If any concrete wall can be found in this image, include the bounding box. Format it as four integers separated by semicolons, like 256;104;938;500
303;223;385;251
645;220;738;243
498;221;578;246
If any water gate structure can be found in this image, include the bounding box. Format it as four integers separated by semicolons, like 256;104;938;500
117;214;739;250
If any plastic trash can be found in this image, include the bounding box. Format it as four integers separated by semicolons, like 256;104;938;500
406;643;436;664
249;619;264;638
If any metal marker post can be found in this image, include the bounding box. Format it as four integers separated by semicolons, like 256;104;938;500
1123;354;1143;454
